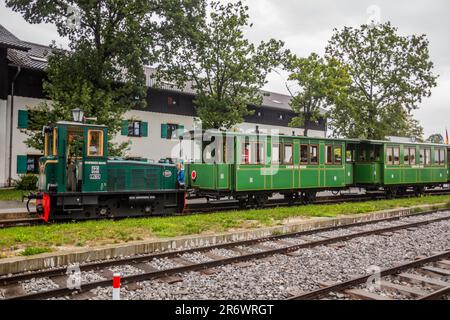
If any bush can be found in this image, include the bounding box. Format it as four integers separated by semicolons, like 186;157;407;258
14;174;38;191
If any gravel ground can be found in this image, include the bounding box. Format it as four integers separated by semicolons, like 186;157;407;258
209;248;239;258
109;265;144;277
90;219;450;300
81;271;106;284
181;252;214;264
21;277;59;294
147;258;181;271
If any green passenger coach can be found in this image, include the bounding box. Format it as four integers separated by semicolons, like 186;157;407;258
350;140;448;197
186;132;356;206
186;132;450;205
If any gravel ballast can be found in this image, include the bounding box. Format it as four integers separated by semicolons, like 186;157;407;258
90;217;450;300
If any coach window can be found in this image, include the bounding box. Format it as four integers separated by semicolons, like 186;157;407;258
272;143;280;165
393;147;400;165
386;147;393;165
410;148;416;165
420;149;425;165
87;130;104;157
283;144;293;165
300;145;308;164
256;142;266;164
334;146;342;164
225;136;235;164
359;146;367;162
440;149;445;165
241;142;251;164
310;145;319;164
346;147;354;163
436;148;445;166
425;149;431;165
325;145;333;164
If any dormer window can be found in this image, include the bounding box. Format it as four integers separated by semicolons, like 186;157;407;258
168;96;179;107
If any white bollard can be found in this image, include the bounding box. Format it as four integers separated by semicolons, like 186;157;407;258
112;273;121;300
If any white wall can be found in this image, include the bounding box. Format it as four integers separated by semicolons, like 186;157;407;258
0;99;7;187
0;96;45;186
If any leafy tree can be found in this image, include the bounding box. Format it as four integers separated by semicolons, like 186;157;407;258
286;53;351;137
157;1;286;130
7;0;205;155
325;22;438;140
426;133;444;144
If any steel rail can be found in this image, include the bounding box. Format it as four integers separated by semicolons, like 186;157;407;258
288;251;450;300
0;209;442;286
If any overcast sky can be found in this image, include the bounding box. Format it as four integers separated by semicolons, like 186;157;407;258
1;0;449;137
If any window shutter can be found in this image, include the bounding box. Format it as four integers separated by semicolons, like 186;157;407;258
17;110;28;129
161;123;168;139
178;125;185;137
141;122;148;137
17;155;28;174
121;120;129;136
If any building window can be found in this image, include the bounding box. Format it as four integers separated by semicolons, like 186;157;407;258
128;121;141;137
167;124;180;139
167;96;179;107
27;155;41;174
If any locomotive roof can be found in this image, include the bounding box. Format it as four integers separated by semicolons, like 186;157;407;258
56;121;107;128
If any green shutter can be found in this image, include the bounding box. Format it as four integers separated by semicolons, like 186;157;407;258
17;110;28;129
141;122;148;137
121;120;129;136
161;123;168;139
17;155;28;174
178;124;185;137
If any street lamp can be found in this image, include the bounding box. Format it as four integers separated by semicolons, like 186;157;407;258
72;108;84;122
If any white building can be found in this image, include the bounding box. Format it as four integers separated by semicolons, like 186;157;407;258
0;24;327;187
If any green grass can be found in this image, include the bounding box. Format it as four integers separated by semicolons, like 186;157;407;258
20;247;53;256
1;194;450;257
0;189;26;201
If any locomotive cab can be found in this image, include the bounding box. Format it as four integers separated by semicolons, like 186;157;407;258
34;121;108;220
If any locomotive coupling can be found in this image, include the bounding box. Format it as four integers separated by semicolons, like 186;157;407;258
24;192;43;215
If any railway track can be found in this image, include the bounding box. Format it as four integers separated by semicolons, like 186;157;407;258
1;209;449;300
2;189;450;229
289;251;450;300
0;217;42;228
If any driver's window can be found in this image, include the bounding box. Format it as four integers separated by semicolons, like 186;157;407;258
87;130;104;157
